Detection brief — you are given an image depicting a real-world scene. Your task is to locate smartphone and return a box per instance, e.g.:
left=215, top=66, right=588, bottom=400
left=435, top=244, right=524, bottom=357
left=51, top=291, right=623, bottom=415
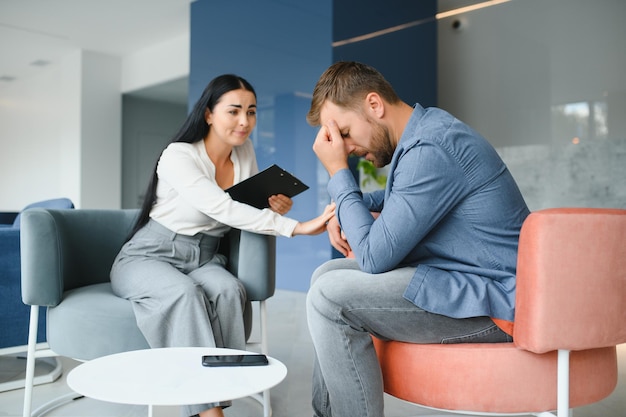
left=201, top=353, right=269, bottom=367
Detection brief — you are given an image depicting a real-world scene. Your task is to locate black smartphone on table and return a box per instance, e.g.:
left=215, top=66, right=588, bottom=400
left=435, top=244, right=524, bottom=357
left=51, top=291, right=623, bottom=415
left=201, top=353, right=269, bottom=367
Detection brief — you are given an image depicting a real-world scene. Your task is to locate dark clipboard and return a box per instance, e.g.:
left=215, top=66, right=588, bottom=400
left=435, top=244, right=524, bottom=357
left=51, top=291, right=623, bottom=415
left=226, top=164, right=309, bottom=209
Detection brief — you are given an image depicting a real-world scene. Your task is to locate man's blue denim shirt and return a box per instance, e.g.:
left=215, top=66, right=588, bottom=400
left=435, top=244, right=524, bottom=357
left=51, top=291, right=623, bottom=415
left=327, top=104, right=530, bottom=321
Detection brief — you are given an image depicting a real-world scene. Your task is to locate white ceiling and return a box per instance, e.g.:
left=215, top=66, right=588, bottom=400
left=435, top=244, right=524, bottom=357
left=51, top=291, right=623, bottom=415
left=0, top=1, right=475, bottom=104
left=0, top=0, right=193, bottom=103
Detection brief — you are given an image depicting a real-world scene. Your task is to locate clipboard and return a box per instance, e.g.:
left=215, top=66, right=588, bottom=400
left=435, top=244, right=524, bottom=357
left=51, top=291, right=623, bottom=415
left=226, top=164, right=309, bottom=209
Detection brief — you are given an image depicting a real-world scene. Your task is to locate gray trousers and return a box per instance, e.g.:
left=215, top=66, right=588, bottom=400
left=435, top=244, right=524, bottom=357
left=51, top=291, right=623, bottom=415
left=111, top=219, right=247, bottom=416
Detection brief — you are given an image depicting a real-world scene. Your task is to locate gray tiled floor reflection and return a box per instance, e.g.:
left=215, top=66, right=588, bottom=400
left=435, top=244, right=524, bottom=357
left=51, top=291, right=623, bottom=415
left=1, top=290, right=624, bottom=417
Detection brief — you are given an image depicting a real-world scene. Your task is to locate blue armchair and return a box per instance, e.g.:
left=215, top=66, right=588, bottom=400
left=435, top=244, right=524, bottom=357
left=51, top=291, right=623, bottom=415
left=0, top=198, right=74, bottom=391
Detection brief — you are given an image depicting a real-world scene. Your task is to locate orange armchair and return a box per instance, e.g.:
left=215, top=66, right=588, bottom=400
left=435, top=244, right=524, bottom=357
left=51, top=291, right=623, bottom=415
left=373, top=208, right=626, bottom=416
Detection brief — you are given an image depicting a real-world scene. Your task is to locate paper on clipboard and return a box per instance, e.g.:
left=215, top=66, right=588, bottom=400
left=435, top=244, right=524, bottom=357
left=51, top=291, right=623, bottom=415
left=226, top=164, right=309, bottom=209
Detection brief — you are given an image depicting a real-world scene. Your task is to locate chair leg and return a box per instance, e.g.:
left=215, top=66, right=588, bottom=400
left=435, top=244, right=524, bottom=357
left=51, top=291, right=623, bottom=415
left=21, top=306, right=82, bottom=417
left=557, top=349, right=570, bottom=417
left=259, top=300, right=271, bottom=417
left=23, top=305, right=39, bottom=417
left=246, top=300, right=273, bottom=416
left=259, top=300, right=272, bottom=417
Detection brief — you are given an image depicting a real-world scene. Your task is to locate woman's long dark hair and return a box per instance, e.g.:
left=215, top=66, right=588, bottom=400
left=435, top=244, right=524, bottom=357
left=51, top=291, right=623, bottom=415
left=127, top=74, right=257, bottom=241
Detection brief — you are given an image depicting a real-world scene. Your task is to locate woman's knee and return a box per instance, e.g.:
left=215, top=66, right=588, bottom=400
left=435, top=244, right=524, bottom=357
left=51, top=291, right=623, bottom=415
left=221, top=278, right=246, bottom=301
left=201, top=276, right=246, bottom=306
left=172, top=280, right=206, bottom=302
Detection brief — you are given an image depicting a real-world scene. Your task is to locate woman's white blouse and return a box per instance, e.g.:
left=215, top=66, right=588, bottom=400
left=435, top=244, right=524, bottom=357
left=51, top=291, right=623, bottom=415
left=149, top=139, right=298, bottom=237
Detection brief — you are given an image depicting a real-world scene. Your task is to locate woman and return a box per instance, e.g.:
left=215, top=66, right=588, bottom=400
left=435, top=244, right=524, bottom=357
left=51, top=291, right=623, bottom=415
left=111, top=74, right=334, bottom=417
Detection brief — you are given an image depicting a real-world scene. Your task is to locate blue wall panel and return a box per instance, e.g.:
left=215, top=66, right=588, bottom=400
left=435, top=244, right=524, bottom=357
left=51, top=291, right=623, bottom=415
left=333, top=23, right=437, bottom=107
left=190, top=0, right=332, bottom=107
left=332, top=0, right=436, bottom=41
left=333, top=0, right=437, bottom=107
left=190, top=0, right=333, bottom=292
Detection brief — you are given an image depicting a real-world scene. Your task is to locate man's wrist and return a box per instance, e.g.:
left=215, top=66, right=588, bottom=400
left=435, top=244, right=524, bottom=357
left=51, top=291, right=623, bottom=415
left=327, top=168, right=360, bottom=200
left=327, top=163, right=349, bottom=177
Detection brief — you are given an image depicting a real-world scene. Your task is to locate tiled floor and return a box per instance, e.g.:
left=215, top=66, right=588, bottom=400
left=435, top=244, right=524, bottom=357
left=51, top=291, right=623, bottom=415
left=1, top=289, right=624, bottom=417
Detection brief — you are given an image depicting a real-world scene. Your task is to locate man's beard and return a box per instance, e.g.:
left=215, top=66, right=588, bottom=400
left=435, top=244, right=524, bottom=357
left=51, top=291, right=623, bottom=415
left=368, top=119, right=394, bottom=168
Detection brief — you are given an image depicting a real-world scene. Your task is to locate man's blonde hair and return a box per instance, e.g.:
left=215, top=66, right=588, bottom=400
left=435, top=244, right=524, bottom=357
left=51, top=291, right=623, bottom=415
left=306, top=61, right=401, bottom=126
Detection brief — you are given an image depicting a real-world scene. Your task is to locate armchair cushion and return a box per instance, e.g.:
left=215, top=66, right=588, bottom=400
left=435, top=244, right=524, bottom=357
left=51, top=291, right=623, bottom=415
left=373, top=339, right=617, bottom=413
left=48, top=283, right=149, bottom=360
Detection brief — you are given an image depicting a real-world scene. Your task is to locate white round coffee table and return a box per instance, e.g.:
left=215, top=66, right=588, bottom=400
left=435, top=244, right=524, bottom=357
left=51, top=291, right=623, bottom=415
left=67, top=347, right=287, bottom=416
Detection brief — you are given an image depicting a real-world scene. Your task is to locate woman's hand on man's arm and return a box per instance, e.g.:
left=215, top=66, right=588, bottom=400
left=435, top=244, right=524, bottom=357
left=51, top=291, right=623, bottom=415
left=292, top=203, right=336, bottom=236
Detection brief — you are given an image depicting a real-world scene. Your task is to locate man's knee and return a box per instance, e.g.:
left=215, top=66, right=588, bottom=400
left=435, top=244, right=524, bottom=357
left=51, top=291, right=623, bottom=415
left=310, top=258, right=358, bottom=287
left=310, top=260, right=334, bottom=287
left=306, top=272, right=331, bottom=321
left=307, top=271, right=353, bottom=319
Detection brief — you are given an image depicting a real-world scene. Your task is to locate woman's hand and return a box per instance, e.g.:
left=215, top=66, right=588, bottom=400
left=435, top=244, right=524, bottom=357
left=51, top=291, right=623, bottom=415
left=326, top=215, right=352, bottom=256
left=292, top=203, right=336, bottom=236
left=268, top=194, right=293, bottom=215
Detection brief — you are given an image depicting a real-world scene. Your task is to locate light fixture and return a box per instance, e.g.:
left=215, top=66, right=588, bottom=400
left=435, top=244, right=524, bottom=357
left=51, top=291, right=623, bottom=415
left=332, top=17, right=433, bottom=47
left=436, top=0, right=512, bottom=20
left=332, top=0, right=513, bottom=47
left=30, top=59, right=51, bottom=67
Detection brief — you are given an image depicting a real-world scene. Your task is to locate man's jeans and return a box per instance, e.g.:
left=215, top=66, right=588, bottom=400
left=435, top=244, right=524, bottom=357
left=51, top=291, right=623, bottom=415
left=306, top=258, right=512, bottom=417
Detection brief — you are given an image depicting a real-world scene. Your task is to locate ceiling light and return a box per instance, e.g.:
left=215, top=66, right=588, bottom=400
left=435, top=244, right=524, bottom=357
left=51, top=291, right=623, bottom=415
left=30, top=59, right=51, bottom=67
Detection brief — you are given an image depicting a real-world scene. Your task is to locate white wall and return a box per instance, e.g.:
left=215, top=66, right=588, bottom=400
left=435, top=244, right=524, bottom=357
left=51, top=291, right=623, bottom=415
left=0, top=36, right=189, bottom=211
left=121, top=34, right=189, bottom=94
left=80, top=51, right=122, bottom=209
left=437, top=0, right=626, bottom=210
left=0, top=50, right=122, bottom=210
left=0, top=50, right=82, bottom=210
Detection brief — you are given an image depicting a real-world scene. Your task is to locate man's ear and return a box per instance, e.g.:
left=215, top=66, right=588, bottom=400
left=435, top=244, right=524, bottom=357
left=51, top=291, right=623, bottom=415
left=365, top=92, right=385, bottom=119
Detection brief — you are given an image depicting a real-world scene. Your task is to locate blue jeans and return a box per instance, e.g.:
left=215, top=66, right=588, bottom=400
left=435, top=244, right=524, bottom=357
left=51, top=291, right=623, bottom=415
left=306, top=258, right=512, bottom=417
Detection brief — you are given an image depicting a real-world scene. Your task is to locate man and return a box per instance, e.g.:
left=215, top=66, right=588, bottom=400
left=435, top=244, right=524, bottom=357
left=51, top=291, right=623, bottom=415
left=306, top=61, right=530, bottom=417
